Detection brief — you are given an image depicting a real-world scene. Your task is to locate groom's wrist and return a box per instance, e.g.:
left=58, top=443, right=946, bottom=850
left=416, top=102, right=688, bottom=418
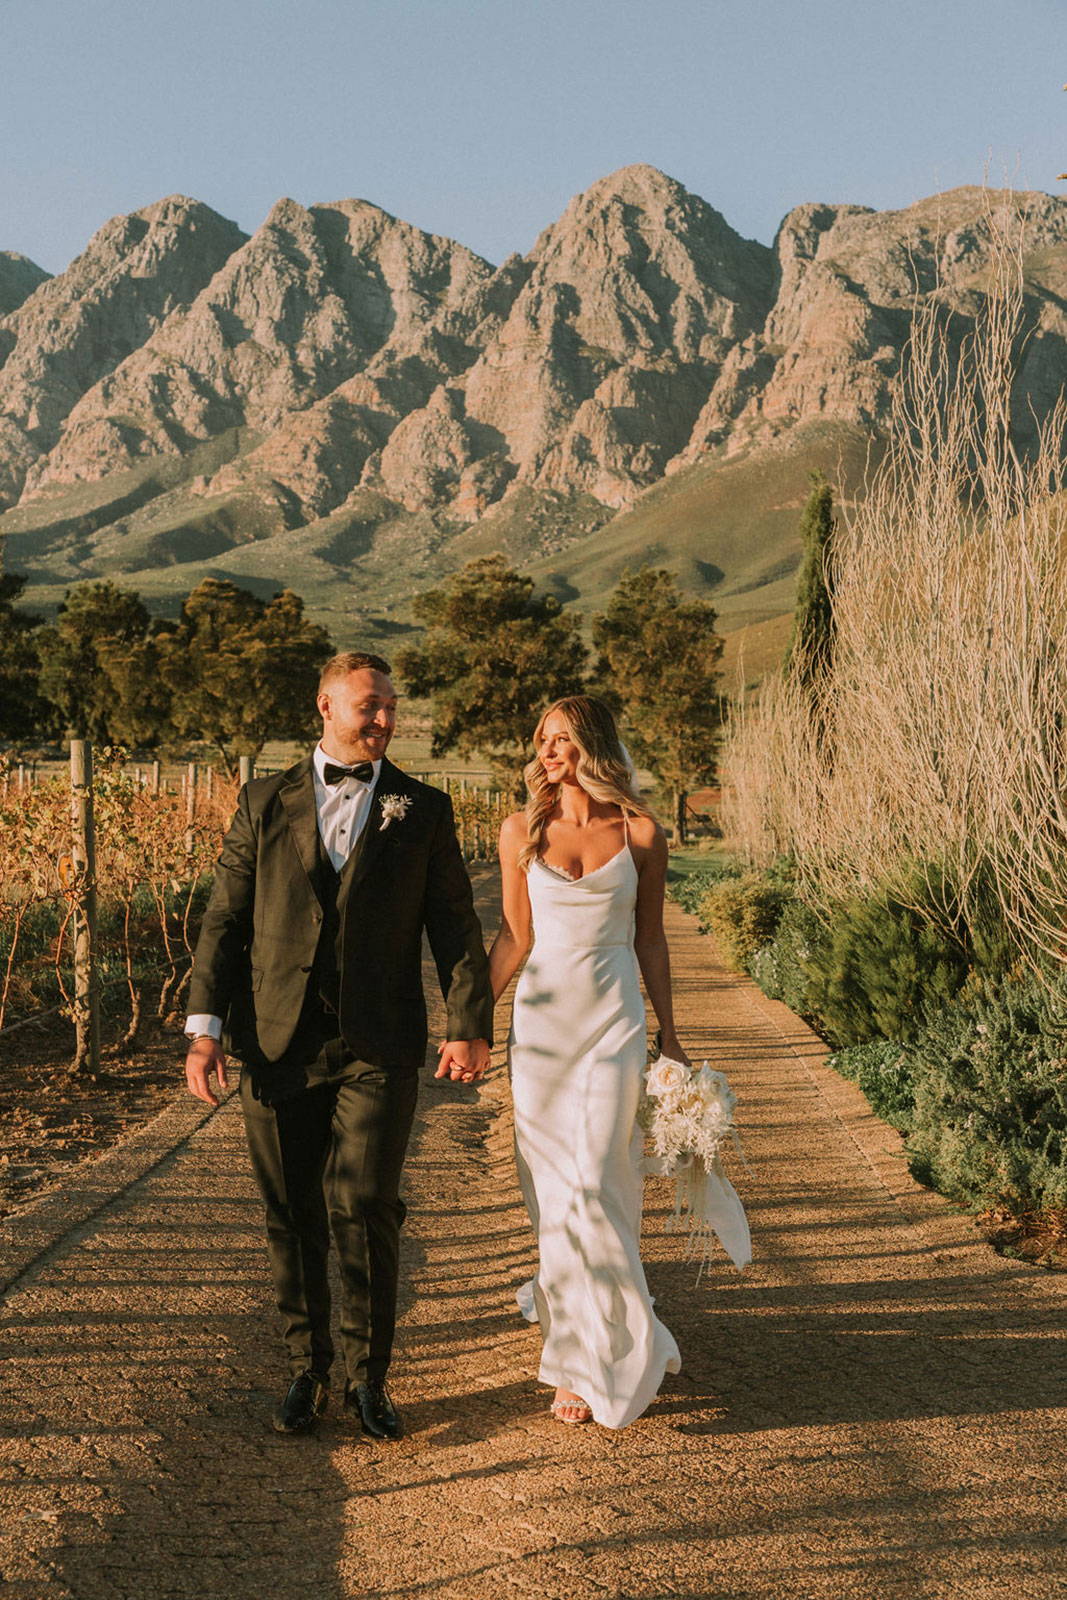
left=185, top=1013, right=223, bottom=1042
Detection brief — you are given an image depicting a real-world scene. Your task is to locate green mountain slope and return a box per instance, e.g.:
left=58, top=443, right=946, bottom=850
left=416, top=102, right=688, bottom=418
left=527, top=420, right=872, bottom=632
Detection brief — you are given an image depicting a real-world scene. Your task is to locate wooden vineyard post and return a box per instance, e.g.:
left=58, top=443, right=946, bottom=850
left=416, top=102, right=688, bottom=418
left=238, top=756, right=255, bottom=787
left=151, top=760, right=161, bottom=795
left=70, top=739, right=100, bottom=1076
left=185, top=762, right=197, bottom=856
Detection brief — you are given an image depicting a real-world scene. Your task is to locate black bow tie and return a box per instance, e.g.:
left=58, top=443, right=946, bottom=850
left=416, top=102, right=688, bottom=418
left=323, top=760, right=374, bottom=786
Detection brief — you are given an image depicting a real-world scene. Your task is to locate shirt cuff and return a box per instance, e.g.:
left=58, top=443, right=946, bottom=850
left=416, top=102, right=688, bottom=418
left=185, top=1014, right=223, bottom=1041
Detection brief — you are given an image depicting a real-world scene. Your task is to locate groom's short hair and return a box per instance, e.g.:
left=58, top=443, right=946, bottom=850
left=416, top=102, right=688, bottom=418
left=318, top=650, right=393, bottom=692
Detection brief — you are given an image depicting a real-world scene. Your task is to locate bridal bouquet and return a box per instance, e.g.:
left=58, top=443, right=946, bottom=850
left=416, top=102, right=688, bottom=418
left=639, top=1053, right=752, bottom=1278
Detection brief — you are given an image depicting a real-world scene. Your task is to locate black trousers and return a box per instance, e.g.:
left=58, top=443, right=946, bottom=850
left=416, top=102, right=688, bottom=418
left=240, top=1037, right=419, bottom=1386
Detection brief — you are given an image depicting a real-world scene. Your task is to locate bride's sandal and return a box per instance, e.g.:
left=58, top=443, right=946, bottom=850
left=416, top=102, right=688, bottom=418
left=550, top=1390, right=592, bottom=1425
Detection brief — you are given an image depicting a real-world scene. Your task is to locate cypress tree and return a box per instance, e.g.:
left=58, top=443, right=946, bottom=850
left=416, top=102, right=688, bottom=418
left=783, top=470, right=836, bottom=688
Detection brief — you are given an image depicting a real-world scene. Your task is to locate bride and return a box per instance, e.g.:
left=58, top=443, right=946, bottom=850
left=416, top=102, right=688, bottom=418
left=489, top=694, right=685, bottom=1428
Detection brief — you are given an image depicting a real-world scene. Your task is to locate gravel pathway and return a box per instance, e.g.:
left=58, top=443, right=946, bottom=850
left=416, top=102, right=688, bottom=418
left=2, top=869, right=1064, bottom=1599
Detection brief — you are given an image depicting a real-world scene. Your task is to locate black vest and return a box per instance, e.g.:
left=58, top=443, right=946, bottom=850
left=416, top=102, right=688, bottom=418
left=311, top=825, right=344, bottom=1016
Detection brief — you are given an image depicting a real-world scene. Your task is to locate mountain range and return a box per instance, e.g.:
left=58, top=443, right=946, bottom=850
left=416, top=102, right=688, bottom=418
left=2, top=165, right=1065, bottom=662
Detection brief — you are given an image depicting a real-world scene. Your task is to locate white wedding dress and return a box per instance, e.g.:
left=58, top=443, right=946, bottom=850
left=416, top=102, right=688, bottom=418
left=508, top=833, right=681, bottom=1428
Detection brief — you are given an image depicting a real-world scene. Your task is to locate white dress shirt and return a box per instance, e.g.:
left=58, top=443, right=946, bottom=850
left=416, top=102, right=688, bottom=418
left=185, top=748, right=381, bottom=1042
left=311, top=744, right=381, bottom=870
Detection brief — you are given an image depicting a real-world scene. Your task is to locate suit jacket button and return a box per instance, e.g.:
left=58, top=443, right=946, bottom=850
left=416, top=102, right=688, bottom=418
left=312, top=910, right=322, bottom=923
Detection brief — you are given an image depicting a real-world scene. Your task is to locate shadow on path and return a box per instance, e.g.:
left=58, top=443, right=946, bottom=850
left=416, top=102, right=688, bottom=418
left=2, top=872, right=1065, bottom=1600
left=1, top=1106, right=352, bottom=1599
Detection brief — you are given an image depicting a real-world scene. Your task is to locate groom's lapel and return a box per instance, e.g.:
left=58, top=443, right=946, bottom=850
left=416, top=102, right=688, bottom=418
left=340, top=756, right=413, bottom=903
left=277, top=755, right=321, bottom=901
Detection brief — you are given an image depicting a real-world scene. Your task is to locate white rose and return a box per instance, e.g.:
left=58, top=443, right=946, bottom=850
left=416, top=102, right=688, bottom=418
left=697, top=1064, right=734, bottom=1106
left=645, top=1055, right=689, bottom=1098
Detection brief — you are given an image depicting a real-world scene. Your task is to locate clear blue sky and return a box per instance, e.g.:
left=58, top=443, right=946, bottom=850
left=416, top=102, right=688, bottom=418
left=3, top=0, right=1064, bottom=274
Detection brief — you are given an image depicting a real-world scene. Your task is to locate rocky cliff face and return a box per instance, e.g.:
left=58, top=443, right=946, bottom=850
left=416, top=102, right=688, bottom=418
left=2, top=169, right=1066, bottom=620
left=25, top=196, right=505, bottom=508
left=11, top=166, right=780, bottom=527
left=680, top=187, right=1067, bottom=460
left=0, top=197, right=247, bottom=506
left=379, top=165, right=776, bottom=513
left=0, top=252, right=50, bottom=318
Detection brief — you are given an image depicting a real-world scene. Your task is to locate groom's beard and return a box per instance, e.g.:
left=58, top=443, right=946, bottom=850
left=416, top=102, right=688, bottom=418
left=325, top=727, right=394, bottom=762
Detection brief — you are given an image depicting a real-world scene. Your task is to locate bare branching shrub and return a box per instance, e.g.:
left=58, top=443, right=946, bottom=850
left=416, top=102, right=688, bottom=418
left=0, top=767, right=67, bottom=1030
left=722, top=197, right=1067, bottom=968
left=0, top=759, right=240, bottom=1043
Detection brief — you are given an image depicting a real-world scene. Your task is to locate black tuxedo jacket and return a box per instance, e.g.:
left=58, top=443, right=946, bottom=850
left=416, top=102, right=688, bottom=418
left=188, top=754, right=494, bottom=1069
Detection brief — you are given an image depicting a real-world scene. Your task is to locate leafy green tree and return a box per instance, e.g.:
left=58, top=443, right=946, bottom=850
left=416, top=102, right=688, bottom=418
left=158, top=578, right=332, bottom=770
left=95, top=631, right=176, bottom=748
left=0, top=573, right=47, bottom=743
left=592, top=566, right=723, bottom=842
left=783, top=470, right=836, bottom=686
left=396, top=555, right=588, bottom=791
left=35, top=580, right=170, bottom=744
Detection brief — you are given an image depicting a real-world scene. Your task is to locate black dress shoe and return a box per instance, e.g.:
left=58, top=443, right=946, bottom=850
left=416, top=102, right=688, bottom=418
left=346, top=1377, right=402, bottom=1440
left=272, top=1370, right=329, bottom=1434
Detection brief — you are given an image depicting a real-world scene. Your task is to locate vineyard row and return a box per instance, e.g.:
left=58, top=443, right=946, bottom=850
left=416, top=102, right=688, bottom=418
left=1, top=744, right=512, bottom=1074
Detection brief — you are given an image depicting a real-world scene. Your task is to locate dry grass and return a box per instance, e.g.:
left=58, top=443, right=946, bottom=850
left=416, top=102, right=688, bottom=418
left=722, top=196, right=1067, bottom=970
left=978, top=1203, right=1067, bottom=1269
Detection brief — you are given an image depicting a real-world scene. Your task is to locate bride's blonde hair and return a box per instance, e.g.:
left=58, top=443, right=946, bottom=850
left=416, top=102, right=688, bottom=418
left=518, top=695, right=655, bottom=871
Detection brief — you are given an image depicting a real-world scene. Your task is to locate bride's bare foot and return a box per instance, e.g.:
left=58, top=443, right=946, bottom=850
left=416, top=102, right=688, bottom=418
left=550, top=1387, right=592, bottom=1424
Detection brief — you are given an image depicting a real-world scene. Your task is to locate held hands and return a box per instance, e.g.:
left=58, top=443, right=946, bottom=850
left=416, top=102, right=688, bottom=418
left=184, top=1036, right=230, bottom=1107
left=434, top=1037, right=491, bottom=1084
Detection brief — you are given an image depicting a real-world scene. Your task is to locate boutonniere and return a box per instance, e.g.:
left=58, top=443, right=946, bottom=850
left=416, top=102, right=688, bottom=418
left=379, top=793, right=413, bottom=831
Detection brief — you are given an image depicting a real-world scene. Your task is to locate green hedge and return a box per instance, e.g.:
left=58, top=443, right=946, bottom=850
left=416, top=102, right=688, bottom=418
left=699, top=872, right=789, bottom=970
left=826, top=1039, right=916, bottom=1132
left=750, top=898, right=831, bottom=1024
left=667, top=858, right=743, bottom=922
left=807, top=879, right=972, bottom=1047
left=675, top=857, right=1067, bottom=1219
left=904, top=975, right=1067, bottom=1212
left=826, top=983, right=1067, bottom=1213
left=741, top=866, right=997, bottom=1049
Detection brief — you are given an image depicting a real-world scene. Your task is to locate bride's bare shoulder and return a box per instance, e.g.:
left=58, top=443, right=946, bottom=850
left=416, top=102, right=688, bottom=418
left=499, top=811, right=528, bottom=849
left=627, top=812, right=664, bottom=851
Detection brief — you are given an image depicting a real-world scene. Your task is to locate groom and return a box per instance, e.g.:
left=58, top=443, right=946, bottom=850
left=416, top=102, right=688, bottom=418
left=183, top=650, right=493, bottom=1439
